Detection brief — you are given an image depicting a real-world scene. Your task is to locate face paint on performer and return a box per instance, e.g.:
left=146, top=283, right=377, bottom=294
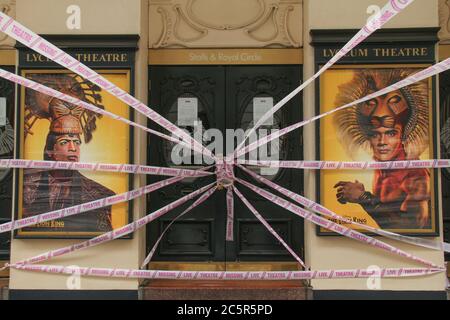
left=50, top=134, right=82, bottom=162
left=363, top=91, right=409, bottom=161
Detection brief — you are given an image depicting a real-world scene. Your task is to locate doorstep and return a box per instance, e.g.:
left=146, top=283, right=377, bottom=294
left=139, top=280, right=312, bottom=300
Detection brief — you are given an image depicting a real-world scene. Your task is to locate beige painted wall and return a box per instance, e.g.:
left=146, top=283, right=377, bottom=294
left=303, top=0, right=446, bottom=291
left=309, top=0, right=438, bottom=29
left=10, top=0, right=147, bottom=291
left=16, top=0, right=140, bottom=35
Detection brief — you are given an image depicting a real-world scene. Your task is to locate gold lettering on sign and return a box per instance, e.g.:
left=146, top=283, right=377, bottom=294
left=189, top=51, right=263, bottom=63
left=25, top=53, right=51, bottom=63
left=74, top=53, right=129, bottom=63
left=25, top=53, right=129, bottom=63
left=372, top=47, right=429, bottom=57
left=321, top=47, right=429, bottom=59
left=34, top=220, right=65, bottom=228
left=322, top=48, right=369, bottom=58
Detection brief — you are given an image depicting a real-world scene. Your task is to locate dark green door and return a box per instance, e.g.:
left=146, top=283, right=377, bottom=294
left=147, top=66, right=226, bottom=262
left=225, top=66, right=303, bottom=262
left=147, top=65, right=303, bottom=263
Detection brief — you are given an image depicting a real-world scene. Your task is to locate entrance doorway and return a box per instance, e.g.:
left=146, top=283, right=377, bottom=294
left=146, top=65, right=303, bottom=266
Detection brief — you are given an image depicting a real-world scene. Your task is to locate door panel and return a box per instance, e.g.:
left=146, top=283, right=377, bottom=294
left=226, top=66, right=303, bottom=262
left=147, top=66, right=226, bottom=262
left=147, top=65, right=303, bottom=264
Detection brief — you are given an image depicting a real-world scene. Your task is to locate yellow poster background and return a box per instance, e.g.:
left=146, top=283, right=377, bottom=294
left=18, top=69, right=131, bottom=236
left=319, top=65, right=436, bottom=234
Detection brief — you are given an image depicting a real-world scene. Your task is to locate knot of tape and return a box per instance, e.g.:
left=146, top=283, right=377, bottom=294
left=215, top=154, right=235, bottom=190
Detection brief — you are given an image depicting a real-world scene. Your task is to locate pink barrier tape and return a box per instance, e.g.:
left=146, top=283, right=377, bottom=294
left=0, top=68, right=213, bottom=159
left=233, top=186, right=307, bottom=268
left=215, top=155, right=235, bottom=188
left=240, top=160, right=450, bottom=170
left=141, top=186, right=217, bottom=268
left=0, top=167, right=212, bottom=235
left=0, top=176, right=179, bottom=234
left=12, top=183, right=215, bottom=267
left=233, top=0, right=415, bottom=156
left=0, top=13, right=215, bottom=162
left=214, top=155, right=236, bottom=241
left=236, top=177, right=442, bottom=269
left=10, top=264, right=443, bottom=280
left=226, top=188, right=234, bottom=241
left=236, top=57, right=450, bottom=159
left=0, top=158, right=213, bottom=178
left=238, top=164, right=450, bottom=253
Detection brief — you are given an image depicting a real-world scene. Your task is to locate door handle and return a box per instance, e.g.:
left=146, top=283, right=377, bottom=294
left=181, top=187, right=194, bottom=195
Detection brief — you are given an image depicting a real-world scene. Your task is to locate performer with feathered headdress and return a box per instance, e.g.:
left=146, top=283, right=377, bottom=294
left=333, top=69, right=431, bottom=229
left=22, top=74, right=115, bottom=232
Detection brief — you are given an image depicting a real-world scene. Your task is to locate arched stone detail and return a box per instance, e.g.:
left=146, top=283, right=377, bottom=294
left=149, top=0, right=303, bottom=48
left=0, top=0, right=16, bottom=49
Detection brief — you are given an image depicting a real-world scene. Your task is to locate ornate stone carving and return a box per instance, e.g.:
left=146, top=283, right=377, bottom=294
left=149, top=0, right=302, bottom=48
left=439, top=0, right=450, bottom=42
left=0, top=0, right=15, bottom=49
left=187, top=0, right=266, bottom=31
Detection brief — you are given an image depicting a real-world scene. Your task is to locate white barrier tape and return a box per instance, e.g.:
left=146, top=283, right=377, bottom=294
left=0, top=13, right=216, bottom=162
left=13, top=183, right=215, bottom=267
left=11, top=264, right=443, bottom=280
left=0, top=176, right=180, bottom=234
left=236, top=57, right=450, bottom=159
left=238, top=164, right=450, bottom=253
left=226, top=187, right=234, bottom=241
left=0, top=158, right=213, bottom=178
left=0, top=68, right=213, bottom=160
left=233, top=186, right=307, bottom=268
left=236, top=177, right=442, bottom=269
left=141, top=186, right=217, bottom=268
left=240, top=160, right=450, bottom=170
left=0, top=166, right=212, bottom=234
left=233, top=0, right=415, bottom=156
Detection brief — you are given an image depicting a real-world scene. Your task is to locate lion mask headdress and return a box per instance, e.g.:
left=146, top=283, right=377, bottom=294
left=333, top=69, right=429, bottom=160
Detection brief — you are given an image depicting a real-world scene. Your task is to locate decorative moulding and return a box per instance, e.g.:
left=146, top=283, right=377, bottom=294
left=149, top=0, right=303, bottom=48
left=0, top=0, right=16, bottom=49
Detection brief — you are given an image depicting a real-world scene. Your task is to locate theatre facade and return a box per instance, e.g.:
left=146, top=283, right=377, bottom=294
left=0, top=0, right=448, bottom=299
